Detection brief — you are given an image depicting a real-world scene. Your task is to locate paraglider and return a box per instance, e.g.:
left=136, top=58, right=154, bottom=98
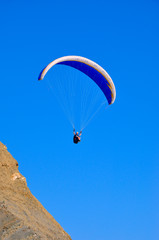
left=73, top=129, right=82, bottom=144
left=38, top=56, right=116, bottom=143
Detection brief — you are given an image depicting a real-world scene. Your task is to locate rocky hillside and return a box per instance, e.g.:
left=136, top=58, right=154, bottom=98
left=0, top=142, right=71, bottom=240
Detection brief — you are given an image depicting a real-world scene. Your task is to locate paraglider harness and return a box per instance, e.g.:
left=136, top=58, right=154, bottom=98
left=73, top=129, right=82, bottom=144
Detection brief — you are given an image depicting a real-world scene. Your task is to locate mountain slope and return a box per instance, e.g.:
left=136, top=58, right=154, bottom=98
left=0, top=142, right=71, bottom=240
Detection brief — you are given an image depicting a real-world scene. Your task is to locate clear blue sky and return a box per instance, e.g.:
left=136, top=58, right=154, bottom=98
left=1, top=0, right=159, bottom=239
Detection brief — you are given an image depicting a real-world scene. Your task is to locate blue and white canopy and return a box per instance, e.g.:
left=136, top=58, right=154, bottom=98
left=38, top=56, right=116, bottom=105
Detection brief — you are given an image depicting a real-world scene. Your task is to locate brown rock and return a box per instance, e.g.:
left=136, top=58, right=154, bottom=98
left=0, top=142, right=71, bottom=240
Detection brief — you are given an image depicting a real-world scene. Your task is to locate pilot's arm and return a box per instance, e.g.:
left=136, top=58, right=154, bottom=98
left=79, top=131, right=82, bottom=137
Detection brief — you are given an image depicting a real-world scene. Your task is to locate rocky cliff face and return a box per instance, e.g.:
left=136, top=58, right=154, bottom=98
left=0, top=142, right=71, bottom=240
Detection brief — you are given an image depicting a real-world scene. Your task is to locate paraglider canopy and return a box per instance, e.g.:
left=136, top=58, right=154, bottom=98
left=38, top=56, right=116, bottom=131
left=38, top=56, right=116, bottom=105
